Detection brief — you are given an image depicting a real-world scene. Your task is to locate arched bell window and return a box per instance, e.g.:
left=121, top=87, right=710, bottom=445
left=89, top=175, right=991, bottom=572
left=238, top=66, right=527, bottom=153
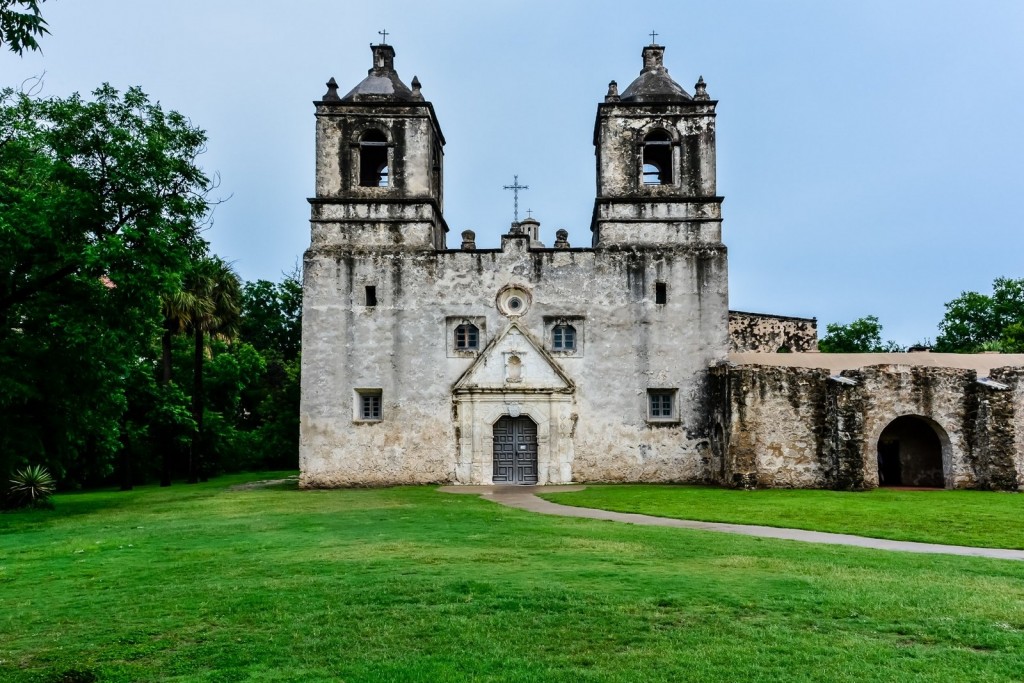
left=359, top=129, right=390, bottom=187
left=642, top=130, right=673, bottom=185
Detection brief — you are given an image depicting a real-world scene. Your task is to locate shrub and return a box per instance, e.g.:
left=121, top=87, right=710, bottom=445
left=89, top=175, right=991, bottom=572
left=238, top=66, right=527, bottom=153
left=7, top=464, right=56, bottom=509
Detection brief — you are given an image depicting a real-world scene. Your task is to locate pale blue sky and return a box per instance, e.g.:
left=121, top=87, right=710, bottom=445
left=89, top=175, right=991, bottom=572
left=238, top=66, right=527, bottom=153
left=4, top=1, right=1023, bottom=345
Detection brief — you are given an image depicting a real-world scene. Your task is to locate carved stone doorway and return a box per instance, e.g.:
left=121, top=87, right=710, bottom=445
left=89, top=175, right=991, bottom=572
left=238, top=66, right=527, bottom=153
left=492, top=416, right=538, bottom=484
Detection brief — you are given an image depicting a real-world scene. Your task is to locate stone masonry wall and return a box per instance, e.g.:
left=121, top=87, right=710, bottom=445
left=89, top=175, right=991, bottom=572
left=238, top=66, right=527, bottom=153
left=986, top=367, right=1024, bottom=489
left=719, top=365, right=829, bottom=488
left=720, top=362, right=1023, bottom=491
left=729, top=311, right=818, bottom=353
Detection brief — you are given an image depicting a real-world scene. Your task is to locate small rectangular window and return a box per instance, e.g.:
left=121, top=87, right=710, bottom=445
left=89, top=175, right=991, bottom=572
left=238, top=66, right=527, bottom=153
left=365, top=285, right=377, bottom=307
left=356, top=390, right=382, bottom=421
left=455, top=323, right=479, bottom=350
left=553, top=324, right=576, bottom=351
left=648, top=389, right=676, bottom=421
left=655, top=282, right=667, bottom=305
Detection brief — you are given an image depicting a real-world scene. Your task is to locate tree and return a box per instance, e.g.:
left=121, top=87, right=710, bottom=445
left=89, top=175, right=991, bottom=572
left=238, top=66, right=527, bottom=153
left=935, top=278, right=1024, bottom=352
left=239, top=267, right=302, bottom=361
left=155, top=287, right=209, bottom=486
left=185, top=257, right=241, bottom=483
left=819, top=315, right=902, bottom=353
left=0, top=0, right=47, bottom=55
left=0, top=84, right=210, bottom=323
left=229, top=272, right=302, bottom=471
left=0, top=84, right=213, bottom=487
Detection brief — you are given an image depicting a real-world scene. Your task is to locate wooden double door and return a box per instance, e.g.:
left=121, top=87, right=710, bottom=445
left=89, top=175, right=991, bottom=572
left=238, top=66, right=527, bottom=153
left=492, top=416, right=538, bottom=484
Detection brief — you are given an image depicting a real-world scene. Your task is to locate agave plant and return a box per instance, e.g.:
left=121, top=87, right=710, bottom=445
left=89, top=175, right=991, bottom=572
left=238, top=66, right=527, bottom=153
left=8, top=464, right=56, bottom=508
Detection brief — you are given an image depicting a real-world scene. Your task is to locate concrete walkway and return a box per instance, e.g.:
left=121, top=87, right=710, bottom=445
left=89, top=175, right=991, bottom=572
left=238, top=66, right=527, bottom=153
left=439, top=485, right=1024, bottom=561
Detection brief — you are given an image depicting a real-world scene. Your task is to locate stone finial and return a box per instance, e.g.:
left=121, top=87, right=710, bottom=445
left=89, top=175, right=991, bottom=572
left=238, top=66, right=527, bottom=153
left=322, top=77, right=340, bottom=101
left=460, top=229, right=476, bottom=250
left=509, top=221, right=524, bottom=234
left=554, top=229, right=570, bottom=249
left=605, top=80, right=620, bottom=102
left=694, top=75, right=710, bottom=101
left=411, top=76, right=423, bottom=101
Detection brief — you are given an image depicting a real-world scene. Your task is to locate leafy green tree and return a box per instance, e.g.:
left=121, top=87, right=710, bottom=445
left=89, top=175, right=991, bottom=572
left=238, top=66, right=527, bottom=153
left=0, top=84, right=213, bottom=487
left=935, top=278, right=1024, bottom=352
left=999, top=323, right=1024, bottom=354
left=819, top=315, right=902, bottom=353
left=0, top=0, right=47, bottom=55
left=0, top=84, right=210, bottom=322
left=239, top=268, right=302, bottom=361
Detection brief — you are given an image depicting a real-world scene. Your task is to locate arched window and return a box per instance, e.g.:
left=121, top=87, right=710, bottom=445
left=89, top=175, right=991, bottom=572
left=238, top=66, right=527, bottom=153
left=359, top=129, right=389, bottom=187
left=552, top=324, right=576, bottom=351
left=454, top=323, right=479, bottom=350
left=642, top=130, right=673, bottom=185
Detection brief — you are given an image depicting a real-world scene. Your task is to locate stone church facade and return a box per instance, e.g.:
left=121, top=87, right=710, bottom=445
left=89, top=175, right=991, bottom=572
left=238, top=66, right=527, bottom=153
left=300, top=42, right=1024, bottom=491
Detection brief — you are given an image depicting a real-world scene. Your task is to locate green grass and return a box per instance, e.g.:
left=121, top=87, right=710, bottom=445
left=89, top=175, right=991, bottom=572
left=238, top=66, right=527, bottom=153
left=2, top=474, right=1024, bottom=682
left=540, top=485, right=1024, bottom=549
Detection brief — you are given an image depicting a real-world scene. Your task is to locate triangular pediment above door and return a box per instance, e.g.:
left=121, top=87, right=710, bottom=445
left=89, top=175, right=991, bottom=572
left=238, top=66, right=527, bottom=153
left=452, top=321, right=574, bottom=393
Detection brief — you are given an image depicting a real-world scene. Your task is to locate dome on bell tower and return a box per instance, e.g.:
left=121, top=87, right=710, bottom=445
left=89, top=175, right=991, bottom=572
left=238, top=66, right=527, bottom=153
left=620, top=44, right=691, bottom=102
left=340, top=43, right=420, bottom=102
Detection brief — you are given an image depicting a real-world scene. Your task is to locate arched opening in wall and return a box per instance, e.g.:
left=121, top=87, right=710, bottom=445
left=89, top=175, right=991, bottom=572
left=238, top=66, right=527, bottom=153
left=359, top=130, right=389, bottom=187
left=876, top=415, right=946, bottom=488
left=642, top=130, right=673, bottom=185
left=492, top=415, right=538, bottom=484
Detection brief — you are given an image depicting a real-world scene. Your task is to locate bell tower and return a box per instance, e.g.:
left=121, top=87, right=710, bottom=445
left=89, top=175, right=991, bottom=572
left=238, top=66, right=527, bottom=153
left=591, top=43, right=721, bottom=249
left=310, top=42, right=447, bottom=251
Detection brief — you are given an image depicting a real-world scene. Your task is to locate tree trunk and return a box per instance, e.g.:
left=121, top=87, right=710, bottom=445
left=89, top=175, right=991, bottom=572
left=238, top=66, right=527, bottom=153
left=188, top=330, right=204, bottom=484
left=161, top=326, right=173, bottom=385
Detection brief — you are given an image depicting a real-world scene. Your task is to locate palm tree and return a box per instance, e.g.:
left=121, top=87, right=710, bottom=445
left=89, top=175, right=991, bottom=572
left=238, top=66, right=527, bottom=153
left=161, top=289, right=208, bottom=384
left=157, top=287, right=210, bottom=487
left=185, top=257, right=241, bottom=483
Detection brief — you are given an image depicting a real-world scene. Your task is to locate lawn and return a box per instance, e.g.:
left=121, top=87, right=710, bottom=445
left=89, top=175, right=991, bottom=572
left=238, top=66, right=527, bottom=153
left=1, top=475, right=1023, bottom=682
left=540, top=485, right=1024, bottom=550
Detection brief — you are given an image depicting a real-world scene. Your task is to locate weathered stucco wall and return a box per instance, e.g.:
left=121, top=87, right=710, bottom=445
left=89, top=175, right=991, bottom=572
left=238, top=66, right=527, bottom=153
left=301, top=231, right=728, bottom=487
left=728, top=311, right=818, bottom=353
left=301, top=42, right=730, bottom=488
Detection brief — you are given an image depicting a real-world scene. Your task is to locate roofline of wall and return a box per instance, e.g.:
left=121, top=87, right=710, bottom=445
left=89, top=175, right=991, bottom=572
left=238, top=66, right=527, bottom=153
left=729, top=309, right=817, bottom=323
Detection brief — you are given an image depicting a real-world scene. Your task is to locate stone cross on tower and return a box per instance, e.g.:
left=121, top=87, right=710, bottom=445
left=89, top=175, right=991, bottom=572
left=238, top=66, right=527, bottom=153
left=503, top=175, right=529, bottom=223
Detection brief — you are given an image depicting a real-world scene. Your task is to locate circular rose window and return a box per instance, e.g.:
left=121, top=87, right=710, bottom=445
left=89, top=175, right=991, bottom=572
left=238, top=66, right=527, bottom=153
left=497, top=286, right=531, bottom=317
